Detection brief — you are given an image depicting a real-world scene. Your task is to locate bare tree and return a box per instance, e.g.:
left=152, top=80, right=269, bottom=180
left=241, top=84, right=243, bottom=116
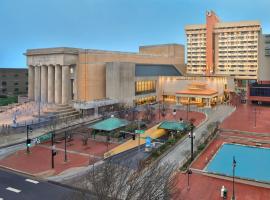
left=68, top=161, right=182, bottom=200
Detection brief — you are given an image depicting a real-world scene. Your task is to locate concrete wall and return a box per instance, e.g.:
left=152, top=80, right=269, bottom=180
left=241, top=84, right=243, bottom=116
left=77, top=44, right=185, bottom=101
left=106, top=62, right=135, bottom=105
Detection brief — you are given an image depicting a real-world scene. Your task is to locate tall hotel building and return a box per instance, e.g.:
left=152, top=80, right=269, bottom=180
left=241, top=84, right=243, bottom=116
left=185, top=11, right=262, bottom=90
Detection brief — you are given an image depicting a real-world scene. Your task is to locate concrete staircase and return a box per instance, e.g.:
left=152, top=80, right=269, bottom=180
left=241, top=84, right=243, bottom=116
left=44, top=105, right=80, bottom=123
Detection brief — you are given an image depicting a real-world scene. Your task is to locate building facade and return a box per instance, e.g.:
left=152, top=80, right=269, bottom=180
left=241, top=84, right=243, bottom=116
left=25, top=44, right=185, bottom=107
left=186, top=11, right=261, bottom=81
left=0, top=68, right=28, bottom=96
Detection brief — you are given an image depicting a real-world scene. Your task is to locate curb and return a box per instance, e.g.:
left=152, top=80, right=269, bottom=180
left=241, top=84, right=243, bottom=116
left=0, top=164, right=41, bottom=180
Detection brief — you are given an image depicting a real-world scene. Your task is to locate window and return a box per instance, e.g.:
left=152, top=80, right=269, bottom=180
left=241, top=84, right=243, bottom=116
left=1, top=81, right=7, bottom=86
left=135, top=80, right=156, bottom=95
left=14, top=88, right=19, bottom=92
left=14, top=82, right=19, bottom=86
left=14, top=74, right=19, bottom=77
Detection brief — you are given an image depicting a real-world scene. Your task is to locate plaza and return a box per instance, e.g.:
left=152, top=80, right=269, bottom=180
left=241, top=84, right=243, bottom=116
left=1, top=4, right=270, bottom=200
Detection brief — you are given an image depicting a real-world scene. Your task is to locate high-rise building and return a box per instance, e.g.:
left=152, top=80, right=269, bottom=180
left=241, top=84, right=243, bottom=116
left=186, top=11, right=261, bottom=82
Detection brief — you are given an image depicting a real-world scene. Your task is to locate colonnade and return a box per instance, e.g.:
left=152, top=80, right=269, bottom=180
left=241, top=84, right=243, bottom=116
left=28, top=65, right=71, bottom=105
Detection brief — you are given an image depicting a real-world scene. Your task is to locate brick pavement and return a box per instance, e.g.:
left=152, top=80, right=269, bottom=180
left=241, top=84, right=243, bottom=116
left=220, top=103, right=270, bottom=133
left=0, top=138, right=118, bottom=177
left=175, top=172, right=270, bottom=200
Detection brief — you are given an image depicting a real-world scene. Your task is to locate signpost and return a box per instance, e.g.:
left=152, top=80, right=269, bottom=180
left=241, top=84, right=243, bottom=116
left=33, top=132, right=52, bottom=144
left=135, top=129, right=145, bottom=152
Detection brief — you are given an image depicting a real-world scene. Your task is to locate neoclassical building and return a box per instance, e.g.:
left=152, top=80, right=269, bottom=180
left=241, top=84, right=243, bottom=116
left=25, top=44, right=185, bottom=107
left=26, top=44, right=234, bottom=111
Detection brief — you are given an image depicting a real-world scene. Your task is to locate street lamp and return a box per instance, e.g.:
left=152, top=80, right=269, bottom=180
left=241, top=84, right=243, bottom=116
left=187, top=168, right=192, bottom=191
left=232, top=156, right=237, bottom=200
left=188, top=122, right=195, bottom=161
left=173, top=109, right=177, bottom=121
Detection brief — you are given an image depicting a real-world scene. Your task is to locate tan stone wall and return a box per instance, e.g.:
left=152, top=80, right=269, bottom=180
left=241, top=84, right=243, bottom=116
left=139, top=44, right=184, bottom=58
left=76, top=45, right=185, bottom=101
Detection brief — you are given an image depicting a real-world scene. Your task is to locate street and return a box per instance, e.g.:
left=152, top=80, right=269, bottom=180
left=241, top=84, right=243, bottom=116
left=0, top=168, right=78, bottom=200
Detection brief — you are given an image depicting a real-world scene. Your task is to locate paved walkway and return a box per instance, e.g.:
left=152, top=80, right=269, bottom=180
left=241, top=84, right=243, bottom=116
left=160, top=105, right=235, bottom=166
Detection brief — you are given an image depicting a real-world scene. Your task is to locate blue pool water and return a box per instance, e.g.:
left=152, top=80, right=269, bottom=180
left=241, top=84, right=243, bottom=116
left=205, top=143, right=270, bottom=183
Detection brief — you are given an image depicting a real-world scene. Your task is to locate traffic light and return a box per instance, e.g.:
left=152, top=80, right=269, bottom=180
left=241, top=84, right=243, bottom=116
left=26, top=139, right=31, bottom=147
left=52, top=150, right=57, bottom=156
left=132, top=134, right=136, bottom=140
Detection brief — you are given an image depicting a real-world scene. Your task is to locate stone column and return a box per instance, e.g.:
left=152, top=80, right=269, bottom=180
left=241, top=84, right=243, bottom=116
left=62, top=65, right=70, bottom=104
left=34, top=66, right=41, bottom=102
left=48, top=65, right=55, bottom=103
left=41, top=65, right=48, bottom=103
left=28, top=65, right=35, bottom=100
left=55, top=65, right=62, bottom=104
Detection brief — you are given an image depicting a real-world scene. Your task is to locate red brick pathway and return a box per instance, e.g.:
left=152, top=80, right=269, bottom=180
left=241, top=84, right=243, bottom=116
left=175, top=173, right=270, bottom=200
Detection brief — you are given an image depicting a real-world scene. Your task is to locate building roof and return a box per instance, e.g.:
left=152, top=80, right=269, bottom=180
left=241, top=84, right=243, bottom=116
left=158, top=121, right=187, bottom=131
left=89, top=117, right=129, bottom=132
left=176, top=82, right=218, bottom=96
left=135, top=64, right=182, bottom=77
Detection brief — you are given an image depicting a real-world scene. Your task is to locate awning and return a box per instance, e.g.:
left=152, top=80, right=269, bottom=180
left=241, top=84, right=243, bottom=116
left=89, top=117, right=129, bottom=132
left=158, top=121, right=187, bottom=131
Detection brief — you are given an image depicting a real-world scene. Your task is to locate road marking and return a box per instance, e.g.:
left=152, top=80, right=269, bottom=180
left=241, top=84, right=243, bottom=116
left=25, top=179, right=39, bottom=184
left=6, top=187, right=21, bottom=193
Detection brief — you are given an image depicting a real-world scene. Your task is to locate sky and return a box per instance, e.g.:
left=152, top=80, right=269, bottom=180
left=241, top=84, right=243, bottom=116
left=0, top=0, right=270, bottom=68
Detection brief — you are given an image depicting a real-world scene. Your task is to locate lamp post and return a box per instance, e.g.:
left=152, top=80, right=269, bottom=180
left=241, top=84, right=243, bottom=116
left=188, top=122, right=195, bottom=161
left=186, top=98, right=190, bottom=121
left=173, top=109, right=176, bottom=121
left=232, top=156, right=237, bottom=200
left=38, top=63, right=41, bottom=122
left=64, top=131, right=67, bottom=162
left=51, top=132, right=56, bottom=169
left=187, top=168, right=192, bottom=191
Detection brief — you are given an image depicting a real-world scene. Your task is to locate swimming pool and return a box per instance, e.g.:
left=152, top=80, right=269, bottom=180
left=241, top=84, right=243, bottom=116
left=205, top=143, right=270, bottom=183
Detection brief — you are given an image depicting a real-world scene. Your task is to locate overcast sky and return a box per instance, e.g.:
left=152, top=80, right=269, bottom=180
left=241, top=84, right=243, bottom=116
left=0, top=0, right=270, bottom=68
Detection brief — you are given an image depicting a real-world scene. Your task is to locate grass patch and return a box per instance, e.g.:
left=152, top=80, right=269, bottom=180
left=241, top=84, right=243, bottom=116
left=0, top=96, right=18, bottom=106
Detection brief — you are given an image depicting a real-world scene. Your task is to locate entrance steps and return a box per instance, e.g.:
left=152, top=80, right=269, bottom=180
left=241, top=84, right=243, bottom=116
left=44, top=104, right=80, bottom=122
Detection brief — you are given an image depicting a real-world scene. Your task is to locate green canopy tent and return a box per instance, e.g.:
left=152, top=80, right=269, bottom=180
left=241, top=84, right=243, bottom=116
left=158, top=121, right=188, bottom=132
left=89, top=117, right=130, bottom=132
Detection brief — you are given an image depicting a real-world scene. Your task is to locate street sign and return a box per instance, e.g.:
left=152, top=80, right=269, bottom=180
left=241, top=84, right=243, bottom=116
left=33, top=132, right=52, bottom=144
left=145, top=136, right=152, bottom=148
left=135, top=130, right=145, bottom=134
